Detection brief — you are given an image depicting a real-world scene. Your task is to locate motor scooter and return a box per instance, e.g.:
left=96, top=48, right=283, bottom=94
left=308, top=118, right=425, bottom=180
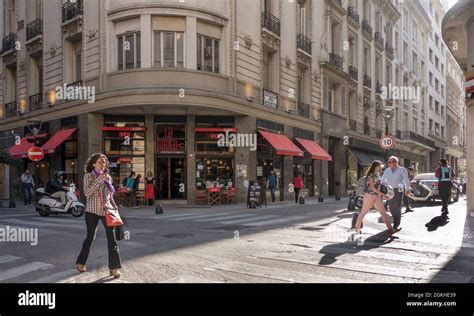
left=35, top=184, right=85, bottom=217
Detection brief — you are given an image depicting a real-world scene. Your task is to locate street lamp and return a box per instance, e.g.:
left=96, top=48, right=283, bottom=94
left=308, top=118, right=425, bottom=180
left=382, top=107, right=394, bottom=136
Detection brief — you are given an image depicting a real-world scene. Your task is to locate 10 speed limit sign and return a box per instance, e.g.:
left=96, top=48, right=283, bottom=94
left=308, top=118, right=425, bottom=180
left=379, top=135, right=396, bottom=150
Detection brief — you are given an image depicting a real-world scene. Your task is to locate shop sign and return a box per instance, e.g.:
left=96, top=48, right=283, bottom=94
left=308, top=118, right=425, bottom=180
left=156, top=128, right=185, bottom=154
left=263, top=89, right=278, bottom=108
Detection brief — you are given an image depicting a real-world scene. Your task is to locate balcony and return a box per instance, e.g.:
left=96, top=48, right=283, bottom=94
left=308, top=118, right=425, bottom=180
left=362, top=21, right=373, bottom=41
left=397, top=131, right=436, bottom=149
left=29, top=93, right=43, bottom=112
left=329, top=53, right=343, bottom=71
left=363, top=123, right=370, bottom=136
left=347, top=6, right=360, bottom=28
left=26, top=18, right=43, bottom=42
left=297, top=34, right=311, bottom=55
left=376, top=82, right=383, bottom=94
left=261, top=11, right=280, bottom=37
left=5, top=101, right=18, bottom=118
left=363, top=75, right=371, bottom=89
left=349, top=65, right=358, bottom=81
left=385, top=42, right=395, bottom=60
left=327, top=0, right=346, bottom=16
left=2, top=33, right=16, bottom=55
left=374, top=32, right=385, bottom=51
left=297, top=102, right=310, bottom=119
left=62, top=0, right=83, bottom=23
left=376, top=129, right=383, bottom=139
left=349, top=119, right=357, bottom=132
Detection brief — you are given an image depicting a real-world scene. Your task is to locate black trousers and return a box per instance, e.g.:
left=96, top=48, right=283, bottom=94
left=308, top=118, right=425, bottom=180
left=386, top=190, right=404, bottom=229
left=439, top=182, right=452, bottom=212
left=76, top=212, right=121, bottom=270
left=294, top=188, right=300, bottom=203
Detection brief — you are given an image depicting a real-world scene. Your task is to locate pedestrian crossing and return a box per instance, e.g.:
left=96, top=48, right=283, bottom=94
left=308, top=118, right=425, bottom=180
left=155, top=212, right=304, bottom=227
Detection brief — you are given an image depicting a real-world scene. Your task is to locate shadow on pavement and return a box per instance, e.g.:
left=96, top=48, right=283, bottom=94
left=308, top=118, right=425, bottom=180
left=425, top=213, right=450, bottom=232
left=317, top=230, right=398, bottom=266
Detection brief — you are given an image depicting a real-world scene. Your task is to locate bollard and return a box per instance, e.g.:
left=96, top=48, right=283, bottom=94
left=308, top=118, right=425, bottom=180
left=318, top=194, right=324, bottom=202
left=155, top=204, right=164, bottom=214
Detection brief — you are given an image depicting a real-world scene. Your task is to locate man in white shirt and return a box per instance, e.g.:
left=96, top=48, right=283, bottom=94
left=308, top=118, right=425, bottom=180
left=382, top=156, right=411, bottom=230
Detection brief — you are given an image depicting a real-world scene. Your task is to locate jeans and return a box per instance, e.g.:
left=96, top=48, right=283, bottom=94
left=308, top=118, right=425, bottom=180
left=269, top=187, right=276, bottom=203
left=23, top=184, right=33, bottom=204
left=439, top=182, right=452, bottom=212
left=76, top=212, right=121, bottom=270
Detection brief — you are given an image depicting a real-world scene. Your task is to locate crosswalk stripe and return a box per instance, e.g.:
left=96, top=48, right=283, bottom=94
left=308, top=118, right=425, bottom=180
left=218, top=215, right=279, bottom=224
left=0, top=214, right=36, bottom=219
left=150, top=213, right=196, bottom=219
left=28, top=269, right=78, bottom=283
left=168, top=213, right=230, bottom=221
left=242, top=216, right=303, bottom=226
left=4, top=219, right=84, bottom=230
left=0, top=255, right=22, bottom=264
left=194, top=213, right=258, bottom=222
left=35, top=217, right=83, bottom=224
left=0, top=261, right=54, bottom=282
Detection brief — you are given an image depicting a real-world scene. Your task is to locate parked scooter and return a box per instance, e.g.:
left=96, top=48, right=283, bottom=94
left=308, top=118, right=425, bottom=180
left=35, top=183, right=85, bottom=217
left=407, top=180, right=434, bottom=204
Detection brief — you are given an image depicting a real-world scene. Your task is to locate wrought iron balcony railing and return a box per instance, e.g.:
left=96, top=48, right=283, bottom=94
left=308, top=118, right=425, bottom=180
left=26, top=18, right=43, bottom=41
left=297, top=34, right=311, bottom=55
left=329, top=52, right=343, bottom=71
left=2, top=33, right=16, bottom=53
left=261, top=11, right=280, bottom=36
left=348, top=6, right=360, bottom=24
left=62, top=0, right=83, bottom=23
left=363, top=75, right=371, bottom=88
left=297, top=102, right=310, bottom=119
left=29, top=93, right=43, bottom=112
left=375, top=32, right=385, bottom=48
left=362, top=20, right=373, bottom=38
left=397, top=131, right=435, bottom=148
left=5, top=101, right=18, bottom=118
left=349, top=65, right=358, bottom=81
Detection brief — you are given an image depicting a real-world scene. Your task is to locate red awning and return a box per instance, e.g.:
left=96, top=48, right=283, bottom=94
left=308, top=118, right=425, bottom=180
left=101, top=127, right=147, bottom=132
left=195, top=128, right=237, bottom=133
left=41, top=128, right=77, bottom=154
left=8, top=138, right=35, bottom=159
left=258, top=130, right=304, bottom=157
left=295, top=138, right=333, bottom=161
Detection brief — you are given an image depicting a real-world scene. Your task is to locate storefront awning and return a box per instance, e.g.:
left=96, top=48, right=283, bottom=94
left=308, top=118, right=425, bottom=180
left=8, top=138, right=35, bottom=159
left=195, top=128, right=237, bottom=133
left=258, top=130, right=304, bottom=157
left=350, top=150, right=385, bottom=166
left=41, top=128, right=77, bottom=154
left=295, top=138, right=332, bottom=161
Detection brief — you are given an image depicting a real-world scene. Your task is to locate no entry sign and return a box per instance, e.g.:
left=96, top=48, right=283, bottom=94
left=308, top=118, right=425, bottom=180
left=27, top=147, right=44, bottom=162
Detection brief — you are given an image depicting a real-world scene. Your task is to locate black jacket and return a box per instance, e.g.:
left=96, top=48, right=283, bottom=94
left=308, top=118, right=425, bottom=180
left=46, top=179, right=66, bottom=194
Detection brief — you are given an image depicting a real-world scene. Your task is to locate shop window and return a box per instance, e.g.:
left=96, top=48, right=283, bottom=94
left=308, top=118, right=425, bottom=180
left=109, top=157, right=145, bottom=191
left=196, top=158, right=234, bottom=190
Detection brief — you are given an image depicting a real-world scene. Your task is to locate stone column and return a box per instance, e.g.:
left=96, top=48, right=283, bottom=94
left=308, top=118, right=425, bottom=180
left=235, top=115, right=257, bottom=203
left=283, top=125, right=294, bottom=202
left=145, top=114, right=155, bottom=183
left=186, top=115, right=196, bottom=204
left=77, top=113, right=103, bottom=189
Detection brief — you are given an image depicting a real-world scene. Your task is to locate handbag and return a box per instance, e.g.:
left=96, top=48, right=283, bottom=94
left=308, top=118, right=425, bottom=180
left=98, top=187, right=123, bottom=227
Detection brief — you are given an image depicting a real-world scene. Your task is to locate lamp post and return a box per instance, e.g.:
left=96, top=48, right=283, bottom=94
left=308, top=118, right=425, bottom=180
left=383, top=107, right=394, bottom=162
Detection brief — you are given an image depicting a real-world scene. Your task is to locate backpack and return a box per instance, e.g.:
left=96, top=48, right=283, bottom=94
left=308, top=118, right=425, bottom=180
left=355, top=176, right=367, bottom=196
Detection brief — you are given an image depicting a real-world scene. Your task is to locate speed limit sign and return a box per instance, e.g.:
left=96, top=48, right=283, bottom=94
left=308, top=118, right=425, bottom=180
left=379, top=135, right=396, bottom=150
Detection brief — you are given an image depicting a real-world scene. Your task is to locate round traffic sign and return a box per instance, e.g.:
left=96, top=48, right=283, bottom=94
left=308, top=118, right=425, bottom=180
left=27, top=147, right=44, bottom=162
left=379, top=135, right=396, bottom=150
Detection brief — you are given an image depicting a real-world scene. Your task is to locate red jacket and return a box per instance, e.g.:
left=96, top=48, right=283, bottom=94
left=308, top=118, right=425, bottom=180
left=293, top=176, right=304, bottom=189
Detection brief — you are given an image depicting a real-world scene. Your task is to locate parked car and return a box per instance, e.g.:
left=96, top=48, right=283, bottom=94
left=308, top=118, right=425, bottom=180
left=412, top=173, right=460, bottom=204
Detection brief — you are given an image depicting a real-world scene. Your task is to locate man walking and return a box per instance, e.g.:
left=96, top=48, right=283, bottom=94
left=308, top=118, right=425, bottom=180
left=266, top=171, right=278, bottom=203
left=435, top=159, right=455, bottom=215
left=382, top=156, right=411, bottom=230
left=20, top=169, right=35, bottom=205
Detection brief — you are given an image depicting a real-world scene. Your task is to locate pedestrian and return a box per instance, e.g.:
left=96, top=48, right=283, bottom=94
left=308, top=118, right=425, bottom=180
left=435, top=158, right=455, bottom=215
left=462, top=174, right=467, bottom=196
left=145, top=172, right=155, bottom=206
left=132, top=174, right=141, bottom=208
left=381, top=156, right=411, bottom=231
left=76, top=153, right=122, bottom=279
left=266, top=171, right=278, bottom=203
left=354, top=160, right=399, bottom=235
left=20, top=169, right=35, bottom=205
left=125, top=172, right=136, bottom=207
left=293, top=172, right=304, bottom=203
left=403, top=167, right=415, bottom=212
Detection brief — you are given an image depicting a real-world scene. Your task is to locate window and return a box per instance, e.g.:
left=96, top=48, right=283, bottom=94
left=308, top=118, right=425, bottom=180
left=403, top=9, right=409, bottom=31
left=197, top=35, right=220, bottom=73
left=429, top=119, right=433, bottom=131
left=441, top=84, right=444, bottom=97
left=300, top=2, right=307, bottom=36
left=154, top=31, right=184, bottom=68
left=118, top=32, right=141, bottom=70
left=403, top=112, right=408, bottom=131
left=421, top=122, right=425, bottom=135
left=441, top=64, right=444, bottom=75
left=441, top=105, right=444, bottom=117
left=429, top=96, right=433, bottom=109
left=435, top=123, right=440, bottom=135
left=435, top=56, right=439, bottom=70
left=435, top=101, right=439, bottom=113
left=435, top=79, right=439, bottom=92
left=412, top=22, right=418, bottom=43
left=435, top=34, right=439, bottom=48
left=413, top=118, right=418, bottom=133
left=429, top=72, right=433, bottom=86
left=429, top=49, right=433, bottom=62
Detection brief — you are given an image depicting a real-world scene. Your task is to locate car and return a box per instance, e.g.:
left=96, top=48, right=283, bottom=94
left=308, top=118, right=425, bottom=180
left=412, top=173, right=460, bottom=204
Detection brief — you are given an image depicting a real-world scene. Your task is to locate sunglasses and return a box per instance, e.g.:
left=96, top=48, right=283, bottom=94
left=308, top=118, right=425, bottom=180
left=388, top=161, right=396, bottom=164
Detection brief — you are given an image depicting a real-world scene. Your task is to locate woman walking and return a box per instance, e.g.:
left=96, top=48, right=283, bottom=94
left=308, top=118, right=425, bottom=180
left=354, top=160, right=400, bottom=235
left=145, top=172, right=155, bottom=206
left=76, top=153, right=122, bottom=279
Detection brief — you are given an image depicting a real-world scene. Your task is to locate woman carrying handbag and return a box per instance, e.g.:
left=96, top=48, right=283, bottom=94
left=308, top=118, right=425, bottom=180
left=76, top=153, right=123, bottom=279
